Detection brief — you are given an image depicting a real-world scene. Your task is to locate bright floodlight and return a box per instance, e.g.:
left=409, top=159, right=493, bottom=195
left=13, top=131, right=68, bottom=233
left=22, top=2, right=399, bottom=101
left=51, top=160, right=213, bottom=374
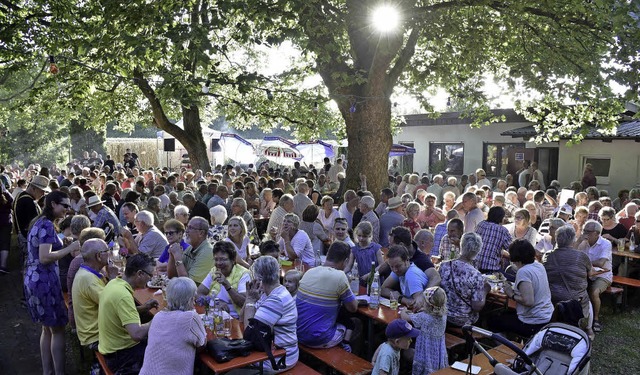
left=372, top=5, right=400, bottom=32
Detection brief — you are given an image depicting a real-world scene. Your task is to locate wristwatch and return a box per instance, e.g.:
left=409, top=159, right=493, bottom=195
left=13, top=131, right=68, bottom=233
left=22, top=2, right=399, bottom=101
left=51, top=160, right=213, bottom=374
left=175, top=260, right=184, bottom=267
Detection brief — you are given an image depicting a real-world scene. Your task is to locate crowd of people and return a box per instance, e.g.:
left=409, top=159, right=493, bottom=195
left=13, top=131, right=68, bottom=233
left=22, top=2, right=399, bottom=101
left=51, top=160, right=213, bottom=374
left=1, top=152, right=640, bottom=375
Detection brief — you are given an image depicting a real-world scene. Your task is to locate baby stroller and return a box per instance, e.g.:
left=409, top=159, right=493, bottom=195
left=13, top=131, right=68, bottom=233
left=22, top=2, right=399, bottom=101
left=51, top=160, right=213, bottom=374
left=462, top=322, right=591, bottom=375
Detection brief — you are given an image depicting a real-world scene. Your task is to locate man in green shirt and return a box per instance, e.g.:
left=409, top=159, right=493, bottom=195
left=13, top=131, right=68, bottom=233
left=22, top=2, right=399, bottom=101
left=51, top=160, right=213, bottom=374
left=168, top=216, right=213, bottom=285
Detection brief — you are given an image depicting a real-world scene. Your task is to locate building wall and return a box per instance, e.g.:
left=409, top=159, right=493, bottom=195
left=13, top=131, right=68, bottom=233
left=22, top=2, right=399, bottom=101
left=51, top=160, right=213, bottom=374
left=557, top=140, right=640, bottom=194
left=394, top=122, right=534, bottom=175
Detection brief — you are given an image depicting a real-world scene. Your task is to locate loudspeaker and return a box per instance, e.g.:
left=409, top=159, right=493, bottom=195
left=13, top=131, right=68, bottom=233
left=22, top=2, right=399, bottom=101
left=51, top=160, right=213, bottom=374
left=211, top=139, right=221, bottom=152
left=163, top=138, right=175, bottom=152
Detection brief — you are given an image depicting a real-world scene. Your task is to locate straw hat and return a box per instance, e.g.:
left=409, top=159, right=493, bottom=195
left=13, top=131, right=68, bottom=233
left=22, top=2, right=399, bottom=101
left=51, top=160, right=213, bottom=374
left=29, top=175, right=51, bottom=192
left=387, top=196, right=403, bottom=210
left=86, top=195, right=106, bottom=208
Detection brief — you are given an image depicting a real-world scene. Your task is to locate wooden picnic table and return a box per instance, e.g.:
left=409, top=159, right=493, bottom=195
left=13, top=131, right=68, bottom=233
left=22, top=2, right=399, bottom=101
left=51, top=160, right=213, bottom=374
left=134, top=286, right=285, bottom=374
left=612, top=248, right=640, bottom=277
left=432, top=343, right=521, bottom=375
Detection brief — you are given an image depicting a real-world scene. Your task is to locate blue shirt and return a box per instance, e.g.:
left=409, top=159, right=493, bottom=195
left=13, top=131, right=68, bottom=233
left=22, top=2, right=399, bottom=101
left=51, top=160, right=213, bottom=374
left=157, top=240, right=190, bottom=263
left=378, top=211, right=405, bottom=247
left=391, top=263, right=429, bottom=298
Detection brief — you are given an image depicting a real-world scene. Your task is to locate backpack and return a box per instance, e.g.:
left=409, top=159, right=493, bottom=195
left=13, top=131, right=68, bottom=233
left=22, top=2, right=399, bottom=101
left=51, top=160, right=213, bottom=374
left=243, top=318, right=286, bottom=370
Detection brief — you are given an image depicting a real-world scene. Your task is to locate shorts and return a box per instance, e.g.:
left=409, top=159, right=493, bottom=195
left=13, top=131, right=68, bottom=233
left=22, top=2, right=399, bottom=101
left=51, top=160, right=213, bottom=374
left=306, top=323, right=346, bottom=349
left=589, top=278, right=611, bottom=295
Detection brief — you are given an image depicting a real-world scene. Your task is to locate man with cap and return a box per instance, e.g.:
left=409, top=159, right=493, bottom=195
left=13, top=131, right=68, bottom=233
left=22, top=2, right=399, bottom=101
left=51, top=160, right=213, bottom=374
left=359, top=195, right=380, bottom=244
left=13, top=175, right=50, bottom=267
left=379, top=196, right=405, bottom=248
left=556, top=204, right=573, bottom=222
left=371, top=318, right=420, bottom=375
left=87, top=195, right=121, bottom=236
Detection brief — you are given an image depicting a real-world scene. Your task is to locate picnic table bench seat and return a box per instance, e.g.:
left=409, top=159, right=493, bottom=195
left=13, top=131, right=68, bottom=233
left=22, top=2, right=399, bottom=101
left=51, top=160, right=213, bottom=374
left=280, top=361, right=322, bottom=374
left=299, top=344, right=373, bottom=375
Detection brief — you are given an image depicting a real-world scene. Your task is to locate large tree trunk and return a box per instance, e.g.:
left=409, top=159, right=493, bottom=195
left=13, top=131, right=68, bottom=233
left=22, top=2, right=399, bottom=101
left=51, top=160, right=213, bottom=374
left=341, top=100, right=392, bottom=197
left=174, top=105, right=211, bottom=173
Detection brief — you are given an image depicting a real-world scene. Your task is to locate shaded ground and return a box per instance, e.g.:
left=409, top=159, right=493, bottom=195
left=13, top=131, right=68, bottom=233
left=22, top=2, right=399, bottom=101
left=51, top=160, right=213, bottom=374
left=1, top=233, right=639, bottom=374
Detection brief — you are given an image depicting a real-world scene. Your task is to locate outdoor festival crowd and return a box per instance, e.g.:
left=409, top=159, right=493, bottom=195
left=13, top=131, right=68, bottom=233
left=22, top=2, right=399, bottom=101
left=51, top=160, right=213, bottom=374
left=1, top=150, right=640, bottom=375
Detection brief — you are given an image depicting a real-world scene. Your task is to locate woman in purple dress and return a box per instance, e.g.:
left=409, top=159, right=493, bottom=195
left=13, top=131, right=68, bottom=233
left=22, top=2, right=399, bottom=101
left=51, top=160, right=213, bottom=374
left=24, top=191, right=80, bottom=375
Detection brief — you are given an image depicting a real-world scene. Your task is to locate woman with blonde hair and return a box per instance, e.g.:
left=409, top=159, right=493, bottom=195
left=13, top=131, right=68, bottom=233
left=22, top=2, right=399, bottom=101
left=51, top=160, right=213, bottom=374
left=225, top=216, right=251, bottom=268
left=505, top=208, right=539, bottom=245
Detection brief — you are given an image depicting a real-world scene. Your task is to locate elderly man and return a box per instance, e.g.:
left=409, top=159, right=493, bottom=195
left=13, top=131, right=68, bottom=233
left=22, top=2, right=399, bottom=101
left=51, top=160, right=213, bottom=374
left=266, top=194, right=294, bottom=236
left=167, top=217, right=213, bottom=285
left=414, top=229, right=436, bottom=259
left=276, top=213, right=314, bottom=267
left=293, top=181, right=313, bottom=219
left=426, top=175, right=443, bottom=205
left=87, top=195, right=121, bottom=236
left=131, top=211, right=168, bottom=258
left=378, top=197, right=405, bottom=248
left=577, top=220, right=612, bottom=333
left=380, top=226, right=439, bottom=285
left=380, top=245, right=431, bottom=308
left=456, top=192, right=484, bottom=233
left=230, top=197, right=256, bottom=235
left=207, top=185, right=230, bottom=213
left=182, top=193, right=211, bottom=223
left=152, top=184, right=170, bottom=209
left=475, top=168, right=491, bottom=189
left=72, top=239, right=118, bottom=350
left=98, top=253, right=158, bottom=374
left=358, top=196, right=380, bottom=244
left=441, top=176, right=461, bottom=200
left=338, top=190, right=359, bottom=229
left=297, top=241, right=357, bottom=348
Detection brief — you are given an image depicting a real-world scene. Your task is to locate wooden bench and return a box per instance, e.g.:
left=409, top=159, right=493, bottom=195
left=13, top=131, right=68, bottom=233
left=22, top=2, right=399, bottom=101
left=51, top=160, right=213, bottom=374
left=299, top=344, right=373, bottom=375
left=612, top=275, right=640, bottom=307
left=280, top=361, right=322, bottom=374
left=95, top=351, right=114, bottom=375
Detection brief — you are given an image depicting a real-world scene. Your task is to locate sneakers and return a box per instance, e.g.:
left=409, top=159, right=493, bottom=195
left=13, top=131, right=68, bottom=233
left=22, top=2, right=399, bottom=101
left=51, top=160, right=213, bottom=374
left=592, top=320, right=603, bottom=332
left=339, top=341, right=352, bottom=353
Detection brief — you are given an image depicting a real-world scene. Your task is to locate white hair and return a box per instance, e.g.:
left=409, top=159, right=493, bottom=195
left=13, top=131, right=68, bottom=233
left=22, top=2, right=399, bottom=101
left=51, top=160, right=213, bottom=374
left=166, top=277, right=196, bottom=311
left=174, top=205, right=189, bottom=216
left=135, top=210, right=154, bottom=226
left=209, top=205, right=228, bottom=225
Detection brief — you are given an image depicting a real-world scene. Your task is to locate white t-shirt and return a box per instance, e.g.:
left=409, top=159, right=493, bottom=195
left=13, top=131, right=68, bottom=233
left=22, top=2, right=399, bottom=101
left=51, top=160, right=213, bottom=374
left=200, top=271, right=250, bottom=318
left=278, top=230, right=315, bottom=266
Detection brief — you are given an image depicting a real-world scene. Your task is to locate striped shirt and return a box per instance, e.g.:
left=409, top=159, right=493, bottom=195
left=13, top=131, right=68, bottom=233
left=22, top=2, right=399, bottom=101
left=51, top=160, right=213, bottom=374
left=296, top=266, right=355, bottom=347
left=255, top=285, right=298, bottom=371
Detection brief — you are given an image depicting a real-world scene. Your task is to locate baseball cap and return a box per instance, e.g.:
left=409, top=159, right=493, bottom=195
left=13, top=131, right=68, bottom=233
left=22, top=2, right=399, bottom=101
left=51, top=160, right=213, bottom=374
left=385, top=319, right=420, bottom=339
left=558, top=204, right=573, bottom=216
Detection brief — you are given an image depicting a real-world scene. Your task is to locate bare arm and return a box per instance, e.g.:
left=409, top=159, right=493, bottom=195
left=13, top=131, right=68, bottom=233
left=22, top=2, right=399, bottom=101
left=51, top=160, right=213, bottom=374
left=425, top=268, right=441, bottom=288
left=380, top=275, right=399, bottom=299
left=125, top=322, right=150, bottom=342
left=39, top=241, right=80, bottom=265
left=344, top=297, right=358, bottom=313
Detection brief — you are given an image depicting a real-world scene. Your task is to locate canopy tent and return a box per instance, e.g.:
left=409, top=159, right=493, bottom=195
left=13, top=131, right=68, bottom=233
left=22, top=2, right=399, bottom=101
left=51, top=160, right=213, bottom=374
left=295, top=140, right=335, bottom=166
left=219, top=133, right=256, bottom=164
left=258, top=136, right=302, bottom=166
left=389, top=144, right=416, bottom=156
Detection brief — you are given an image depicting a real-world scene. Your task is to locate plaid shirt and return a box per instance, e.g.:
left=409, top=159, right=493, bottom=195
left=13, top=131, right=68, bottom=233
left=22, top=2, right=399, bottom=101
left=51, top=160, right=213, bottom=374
left=474, top=220, right=512, bottom=271
left=438, top=234, right=459, bottom=260
left=93, top=206, right=122, bottom=234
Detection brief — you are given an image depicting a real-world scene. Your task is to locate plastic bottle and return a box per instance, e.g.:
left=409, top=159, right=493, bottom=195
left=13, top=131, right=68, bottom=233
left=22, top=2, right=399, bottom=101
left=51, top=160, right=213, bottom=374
left=314, top=249, right=323, bottom=267
left=366, top=261, right=375, bottom=295
left=369, top=271, right=380, bottom=309
left=213, top=298, right=225, bottom=336
left=630, top=232, right=636, bottom=252
left=350, top=261, right=359, bottom=294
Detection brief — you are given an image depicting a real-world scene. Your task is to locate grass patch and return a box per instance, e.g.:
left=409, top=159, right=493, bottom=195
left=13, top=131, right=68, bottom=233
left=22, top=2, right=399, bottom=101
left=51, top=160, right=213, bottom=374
left=590, top=299, right=640, bottom=374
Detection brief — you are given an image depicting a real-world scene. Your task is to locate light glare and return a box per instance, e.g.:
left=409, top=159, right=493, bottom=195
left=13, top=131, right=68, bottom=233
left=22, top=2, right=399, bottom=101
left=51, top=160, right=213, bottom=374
left=372, top=5, right=400, bottom=32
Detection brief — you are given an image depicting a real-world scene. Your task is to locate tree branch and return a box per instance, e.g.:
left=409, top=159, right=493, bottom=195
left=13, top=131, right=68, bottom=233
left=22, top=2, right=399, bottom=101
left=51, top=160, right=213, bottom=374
left=132, top=69, right=184, bottom=137
left=388, top=26, right=420, bottom=85
left=0, top=61, right=46, bottom=102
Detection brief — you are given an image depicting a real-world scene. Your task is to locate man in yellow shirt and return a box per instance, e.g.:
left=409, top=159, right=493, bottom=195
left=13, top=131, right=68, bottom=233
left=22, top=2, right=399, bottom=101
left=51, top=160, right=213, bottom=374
left=72, top=239, right=118, bottom=349
left=98, top=253, right=158, bottom=374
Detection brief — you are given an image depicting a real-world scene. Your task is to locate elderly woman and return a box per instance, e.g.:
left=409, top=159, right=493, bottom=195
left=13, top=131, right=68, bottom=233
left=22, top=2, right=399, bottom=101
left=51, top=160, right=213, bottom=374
left=272, top=213, right=315, bottom=267
left=505, top=208, right=538, bottom=245
left=318, top=195, right=339, bottom=231
left=225, top=216, right=252, bottom=268
left=542, top=226, right=594, bottom=338
left=173, top=204, right=190, bottom=225
left=198, top=241, right=250, bottom=318
left=489, top=240, right=554, bottom=338
left=300, top=204, right=330, bottom=256
left=208, top=205, right=228, bottom=242
left=158, top=219, right=189, bottom=270
left=243, top=256, right=299, bottom=373
left=599, top=206, right=627, bottom=246
left=438, top=232, right=488, bottom=328
left=24, top=191, right=81, bottom=375
left=140, top=277, right=206, bottom=375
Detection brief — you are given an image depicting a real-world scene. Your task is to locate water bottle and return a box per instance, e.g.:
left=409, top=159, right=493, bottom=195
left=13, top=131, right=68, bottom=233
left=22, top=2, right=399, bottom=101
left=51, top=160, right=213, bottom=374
left=630, top=232, right=636, bottom=252
left=213, top=298, right=225, bottom=336
left=314, top=249, right=323, bottom=267
left=369, top=271, right=380, bottom=309
left=366, top=261, right=375, bottom=295
left=350, top=261, right=359, bottom=294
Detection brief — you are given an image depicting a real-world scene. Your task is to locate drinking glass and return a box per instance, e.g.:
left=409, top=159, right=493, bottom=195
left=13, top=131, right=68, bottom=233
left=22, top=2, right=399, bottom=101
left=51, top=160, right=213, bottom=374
left=389, top=292, right=399, bottom=310
left=617, top=238, right=625, bottom=252
left=294, top=258, right=304, bottom=273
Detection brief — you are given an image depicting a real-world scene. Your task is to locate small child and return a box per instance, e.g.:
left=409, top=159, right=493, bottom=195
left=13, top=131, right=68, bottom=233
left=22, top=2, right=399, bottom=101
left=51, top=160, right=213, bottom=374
left=400, top=287, right=448, bottom=374
left=346, top=221, right=383, bottom=286
left=283, top=269, right=302, bottom=297
left=371, top=319, right=420, bottom=375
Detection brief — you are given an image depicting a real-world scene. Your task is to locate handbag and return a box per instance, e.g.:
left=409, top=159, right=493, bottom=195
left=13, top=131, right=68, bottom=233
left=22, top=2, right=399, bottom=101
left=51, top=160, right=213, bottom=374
left=206, top=338, right=253, bottom=363
left=243, top=318, right=286, bottom=370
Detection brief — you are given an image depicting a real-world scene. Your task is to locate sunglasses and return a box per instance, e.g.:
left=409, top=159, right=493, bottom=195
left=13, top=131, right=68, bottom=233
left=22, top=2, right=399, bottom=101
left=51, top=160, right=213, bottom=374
left=139, top=269, right=154, bottom=278
left=164, top=230, right=180, bottom=236
left=59, top=202, right=71, bottom=209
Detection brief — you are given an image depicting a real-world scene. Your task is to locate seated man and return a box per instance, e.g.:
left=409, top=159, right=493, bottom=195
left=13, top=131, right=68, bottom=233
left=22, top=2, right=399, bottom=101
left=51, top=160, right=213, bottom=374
left=577, top=220, right=612, bottom=333
left=132, top=211, right=168, bottom=258
left=381, top=245, right=430, bottom=308
left=167, top=217, right=213, bottom=285
left=379, top=226, right=440, bottom=287
left=72, top=239, right=118, bottom=350
left=98, top=253, right=159, bottom=374
left=296, top=241, right=358, bottom=349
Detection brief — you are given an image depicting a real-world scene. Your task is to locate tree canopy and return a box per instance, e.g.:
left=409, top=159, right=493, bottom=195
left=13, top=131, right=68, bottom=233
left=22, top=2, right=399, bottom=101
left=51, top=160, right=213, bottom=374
left=1, top=0, right=638, bottom=194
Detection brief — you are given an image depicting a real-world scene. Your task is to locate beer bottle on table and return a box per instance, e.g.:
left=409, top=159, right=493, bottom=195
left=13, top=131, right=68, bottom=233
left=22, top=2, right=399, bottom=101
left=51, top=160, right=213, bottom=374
left=366, top=261, right=375, bottom=295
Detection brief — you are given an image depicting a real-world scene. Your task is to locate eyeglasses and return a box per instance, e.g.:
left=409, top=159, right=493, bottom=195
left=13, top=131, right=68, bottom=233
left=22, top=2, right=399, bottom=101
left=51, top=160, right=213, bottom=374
left=139, top=269, right=154, bottom=278
left=58, top=202, right=71, bottom=209
left=165, top=230, right=180, bottom=236
left=187, top=225, right=206, bottom=232
left=514, top=216, right=524, bottom=220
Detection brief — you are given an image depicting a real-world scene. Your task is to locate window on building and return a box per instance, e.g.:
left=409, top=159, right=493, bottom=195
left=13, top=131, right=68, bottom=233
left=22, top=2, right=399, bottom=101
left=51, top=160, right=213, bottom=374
left=483, top=143, right=525, bottom=178
left=429, top=142, right=464, bottom=175
left=583, top=156, right=611, bottom=184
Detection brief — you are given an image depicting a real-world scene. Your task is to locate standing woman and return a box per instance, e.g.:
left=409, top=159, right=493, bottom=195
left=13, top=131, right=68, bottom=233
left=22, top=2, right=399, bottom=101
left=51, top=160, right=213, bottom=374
left=24, top=191, right=81, bottom=375
left=0, top=182, right=13, bottom=273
